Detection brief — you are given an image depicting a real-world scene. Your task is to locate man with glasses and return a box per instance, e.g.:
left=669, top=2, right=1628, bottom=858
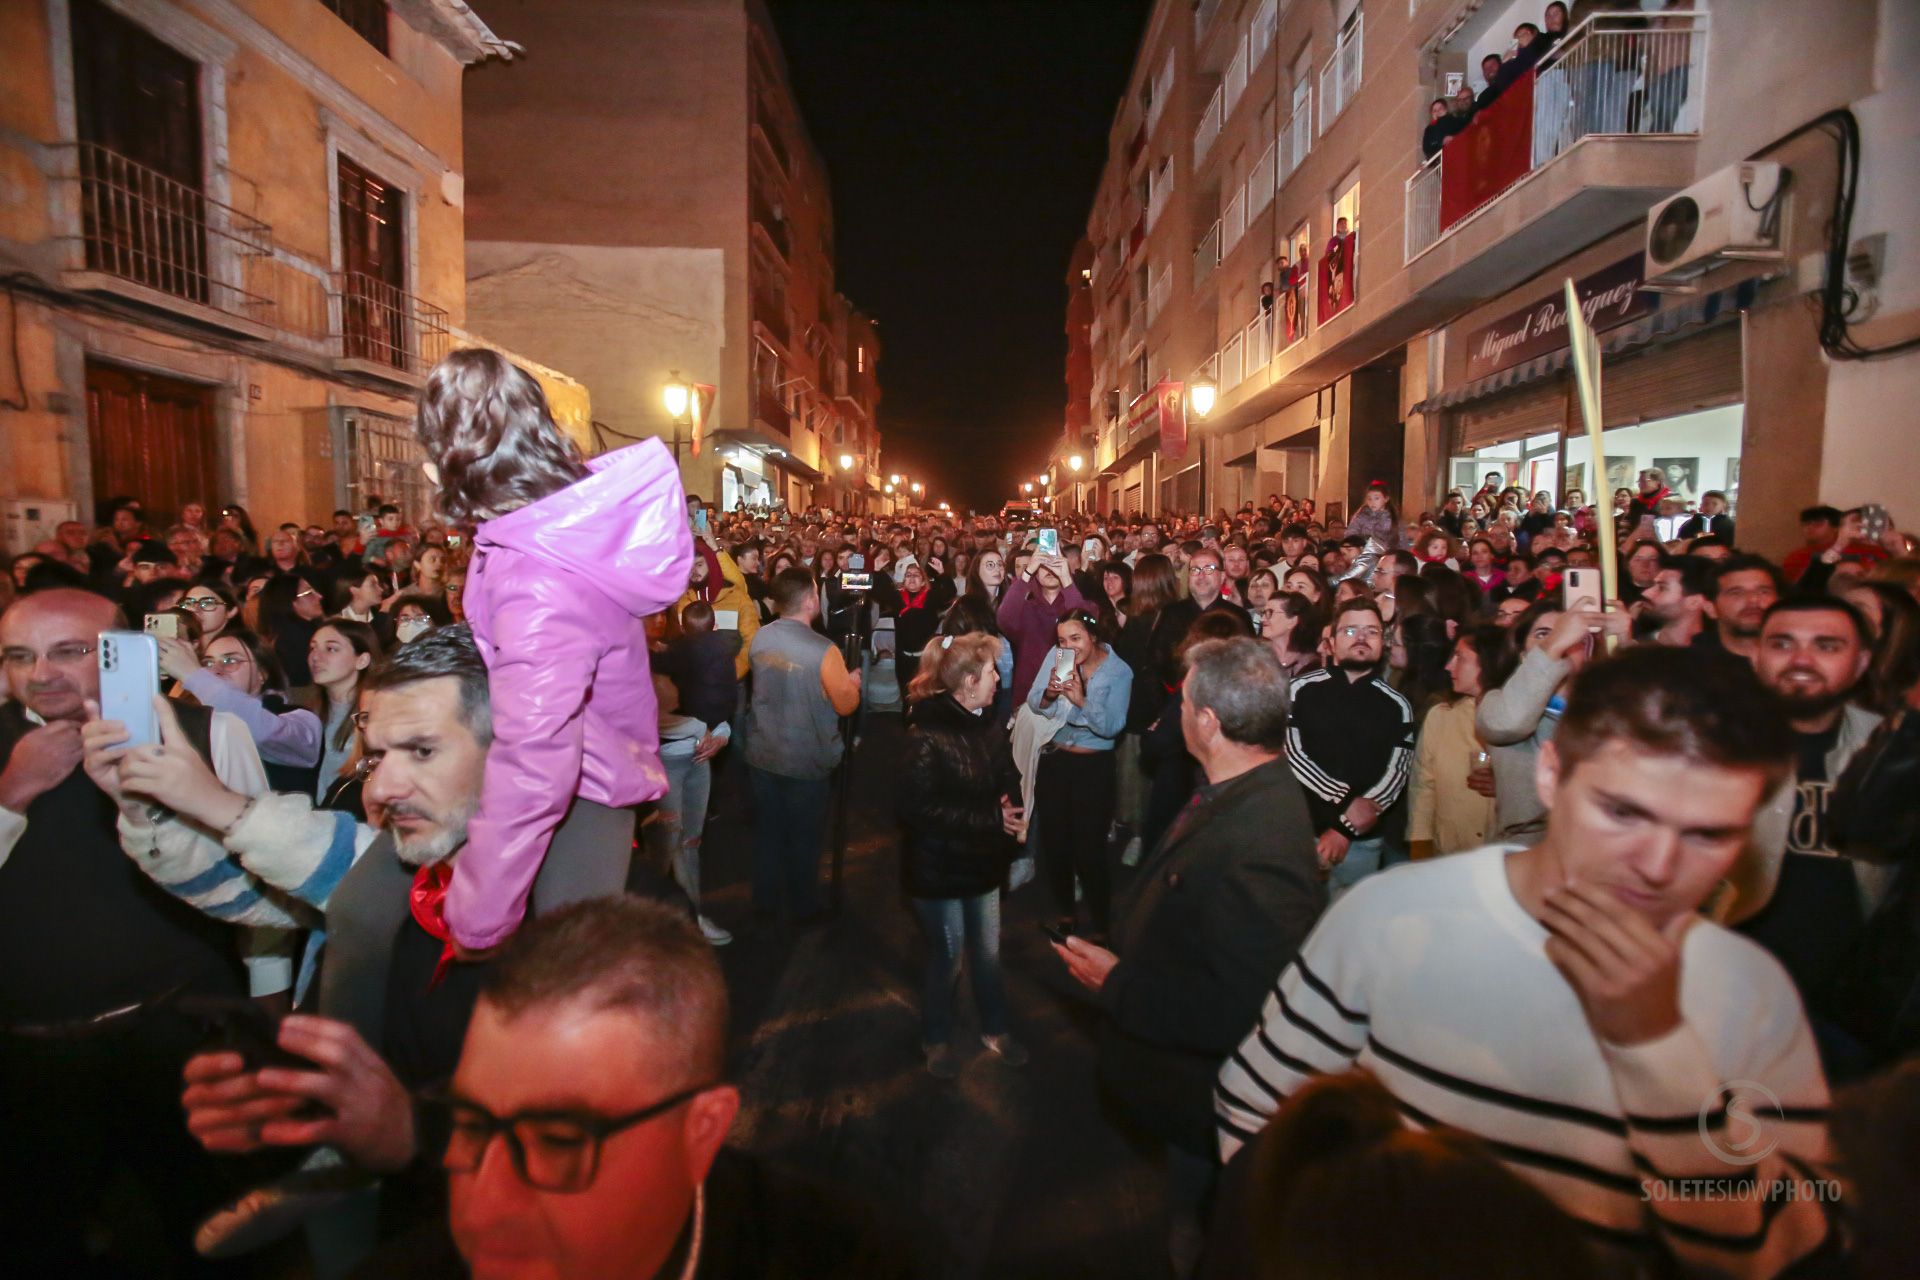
left=180, top=895, right=907, bottom=1277
left=103, top=625, right=680, bottom=1260
left=1284, top=599, right=1415, bottom=897
left=1, top=588, right=270, bottom=1271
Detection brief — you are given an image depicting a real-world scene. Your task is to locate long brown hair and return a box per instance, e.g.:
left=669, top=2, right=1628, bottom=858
left=1129, top=552, right=1180, bottom=619
left=414, top=349, right=589, bottom=524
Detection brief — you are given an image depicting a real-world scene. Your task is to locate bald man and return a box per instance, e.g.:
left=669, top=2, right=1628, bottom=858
left=0, top=588, right=256, bottom=1270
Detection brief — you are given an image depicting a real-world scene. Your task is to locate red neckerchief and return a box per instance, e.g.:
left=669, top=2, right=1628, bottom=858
left=900, top=586, right=930, bottom=613
left=409, top=863, right=458, bottom=987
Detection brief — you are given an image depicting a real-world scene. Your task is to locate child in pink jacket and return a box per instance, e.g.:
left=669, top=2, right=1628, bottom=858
left=415, top=349, right=692, bottom=951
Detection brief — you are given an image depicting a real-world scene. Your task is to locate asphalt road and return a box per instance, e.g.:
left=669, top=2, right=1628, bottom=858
left=696, top=713, right=1174, bottom=1280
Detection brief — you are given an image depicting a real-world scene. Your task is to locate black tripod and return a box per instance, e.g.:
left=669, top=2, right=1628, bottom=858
left=826, top=589, right=872, bottom=915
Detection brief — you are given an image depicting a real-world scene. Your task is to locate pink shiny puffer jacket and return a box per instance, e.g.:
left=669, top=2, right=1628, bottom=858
left=448, top=440, right=692, bottom=948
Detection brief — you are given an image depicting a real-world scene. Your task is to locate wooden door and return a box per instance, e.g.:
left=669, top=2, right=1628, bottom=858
left=338, top=156, right=408, bottom=366
left=85, top=362, right=221, bottom=526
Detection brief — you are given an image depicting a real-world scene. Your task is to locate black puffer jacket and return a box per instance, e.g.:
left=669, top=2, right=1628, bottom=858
left=897, top=693, right=1020, bottom=899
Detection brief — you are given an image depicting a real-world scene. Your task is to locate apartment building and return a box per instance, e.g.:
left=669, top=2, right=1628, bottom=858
left=1072, top=0, right=1918, bottom=555
left=0, top=0, right=591, bottom=550
left=462, top=0, right=885, bottom=515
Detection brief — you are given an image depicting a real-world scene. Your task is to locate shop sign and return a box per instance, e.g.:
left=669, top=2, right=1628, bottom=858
left=1464, top=256, right=1655, bottom=382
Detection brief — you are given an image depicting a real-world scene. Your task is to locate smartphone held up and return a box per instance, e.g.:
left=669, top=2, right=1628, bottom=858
left=98, top=630, right=162, bottom=748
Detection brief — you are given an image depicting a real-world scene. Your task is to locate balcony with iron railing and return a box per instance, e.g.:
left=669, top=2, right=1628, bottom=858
left=1147, top=172, right=1172, bottom=232
left=1222, top=189, right=1246, bottom=257
left=1193, top=0, right=1223, bottom=42
left=752, top=103, right=790, bottom=175
left=1248, top=141, right=1276, bottom=219
left=1319, top=16, right=1364, bottom=134
left=1194, top=87, right=1224, bottom=165
left=1147, top=265, right=1172, bottom=327
left=1280, top=91, right=1313, bottom=183
left=334, top=271, right=451, bottom=383
left=56, top=141, right=277, bottom=338
left=47, top=140, right=571, bottom=395
left=1403, top=12, right=1707, bottom=267
left=750, top=185, right=790, bottom=261
left=1193, top=219, right=1222, bottom=288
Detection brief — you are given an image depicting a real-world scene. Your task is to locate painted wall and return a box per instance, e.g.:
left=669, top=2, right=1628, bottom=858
left=1819, top=0, right=1920, bottom=509
left=465, top=241, right=726, bottom=484
left=0, top=0, right=569, bottom=534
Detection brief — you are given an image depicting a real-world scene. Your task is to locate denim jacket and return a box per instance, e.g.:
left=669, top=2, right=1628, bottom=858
left=1026, top=644, right=1133, bottom=751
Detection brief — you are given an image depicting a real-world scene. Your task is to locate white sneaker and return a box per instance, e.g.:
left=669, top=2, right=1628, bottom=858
left=698, top=915, right=732, bottom=946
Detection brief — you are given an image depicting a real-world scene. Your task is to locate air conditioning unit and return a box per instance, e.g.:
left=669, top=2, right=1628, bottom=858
left=1644, top=162, right=1787, bottom=286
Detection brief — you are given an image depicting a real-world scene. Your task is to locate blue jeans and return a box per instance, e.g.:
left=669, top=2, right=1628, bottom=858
left=748, top=766, right=832, bottom=916
left=656, top=751, right=712, bottom=909
left=910, top=890, right=1008, bottom=1045
left=1329, top=835, right=1386, bottom=900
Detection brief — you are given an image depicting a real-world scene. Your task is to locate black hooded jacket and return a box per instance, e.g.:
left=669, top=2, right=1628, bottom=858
left=896, top=693, right=1021, bottom=899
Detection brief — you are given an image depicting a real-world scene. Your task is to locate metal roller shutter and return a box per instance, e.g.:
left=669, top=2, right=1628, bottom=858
left=1451, top=376, right=1568, bottom=454
left=1599, top=324, right=1744, bottom=428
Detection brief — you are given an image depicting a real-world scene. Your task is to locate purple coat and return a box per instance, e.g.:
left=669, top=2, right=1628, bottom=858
left=997, top=575, right=1092, bottom=702
left=449, top=441, right=693, bottom=949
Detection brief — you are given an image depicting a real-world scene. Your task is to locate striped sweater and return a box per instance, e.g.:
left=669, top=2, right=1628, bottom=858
left=1216, top=846, right=1834, bottom=1277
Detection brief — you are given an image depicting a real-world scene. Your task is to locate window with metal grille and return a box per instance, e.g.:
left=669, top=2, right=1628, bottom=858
left=337, top=406, right=431, bottom=528
left=322, top=0, right=389, bottom=55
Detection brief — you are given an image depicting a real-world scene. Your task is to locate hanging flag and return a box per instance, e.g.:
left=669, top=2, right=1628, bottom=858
left=690, top=383, right=716, bottom=458
left=1158, top=379, right=1188, bottom=461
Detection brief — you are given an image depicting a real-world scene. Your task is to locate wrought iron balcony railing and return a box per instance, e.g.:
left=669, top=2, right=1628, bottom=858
left=59, top=141, right=275, bottom=325
left=335, top=270, right=451, bottom=377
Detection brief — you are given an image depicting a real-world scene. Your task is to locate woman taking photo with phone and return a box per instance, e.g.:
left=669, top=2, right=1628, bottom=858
left=177, top=581, right=243, bottom=650
left=900, top=632, right=1029, bottom=1078
left=307, top=619, right=381, bottom=807
left=1028, top=608, right=1132, bottom=941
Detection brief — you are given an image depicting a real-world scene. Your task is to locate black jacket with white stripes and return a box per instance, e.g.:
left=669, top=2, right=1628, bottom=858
left=1285, top=667, right=1415, bottom=837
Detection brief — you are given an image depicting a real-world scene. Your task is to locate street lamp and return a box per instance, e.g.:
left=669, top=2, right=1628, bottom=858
left=889, top=473, right=902, bottom=485
left=662, top=373, right=691, bottom=420
left=838, top=452, right=855, bottom=472
left=1068, top=454, right=1084, bottom=472
left=911, top=482, right=923, bottom=495
left=1022, top=482, right=1033, bottom=494
left=1188, top=378, right=1217, bottom=419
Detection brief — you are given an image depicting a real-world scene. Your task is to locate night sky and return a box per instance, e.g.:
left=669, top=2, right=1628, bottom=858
left=766, top=0, right=1153, bottom=513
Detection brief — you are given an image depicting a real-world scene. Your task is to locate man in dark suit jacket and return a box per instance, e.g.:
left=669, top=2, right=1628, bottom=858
left=1053, top=637, right=1324, bottom=1270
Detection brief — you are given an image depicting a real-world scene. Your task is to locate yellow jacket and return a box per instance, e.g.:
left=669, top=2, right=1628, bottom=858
left=676, top=548, right=759, bottom=677
left=1408, top=697, right=1497, bottom=856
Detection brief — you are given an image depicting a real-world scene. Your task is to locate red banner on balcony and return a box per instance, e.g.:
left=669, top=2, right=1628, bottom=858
left=1157, top=380, right=1188, bottom=462
left=1318, top=230, right=1356, bottom=324
left=1440, top=70, right=1534, bottom=232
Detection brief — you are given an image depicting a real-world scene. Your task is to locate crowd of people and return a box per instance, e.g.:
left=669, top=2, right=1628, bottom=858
left=1421, top=0, right=1696, bottom=169
left=4, top=342, right=1920, bottom=1279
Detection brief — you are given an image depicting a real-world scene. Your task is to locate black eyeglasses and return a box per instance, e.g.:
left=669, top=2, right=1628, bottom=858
left=418, top=1083, right=714, bottom=1193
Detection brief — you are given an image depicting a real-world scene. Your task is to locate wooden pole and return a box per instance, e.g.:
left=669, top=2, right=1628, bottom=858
left=1563, top=278, right=1618, bottom=609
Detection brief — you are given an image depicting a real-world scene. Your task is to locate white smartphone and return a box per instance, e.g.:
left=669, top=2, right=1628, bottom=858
left=713, top=609, right=740, bottom=632
left=1051, top=646, right=1076, bottom=683
left=98, top=630, right=162, bottom=748
left=1036, top=528, right=1060, bottom=558
left=1562, top=567, right=1603, bottom=614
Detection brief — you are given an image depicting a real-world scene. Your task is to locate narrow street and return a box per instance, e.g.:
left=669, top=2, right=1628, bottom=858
left=696, top=713, right=1172, bottom=1280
